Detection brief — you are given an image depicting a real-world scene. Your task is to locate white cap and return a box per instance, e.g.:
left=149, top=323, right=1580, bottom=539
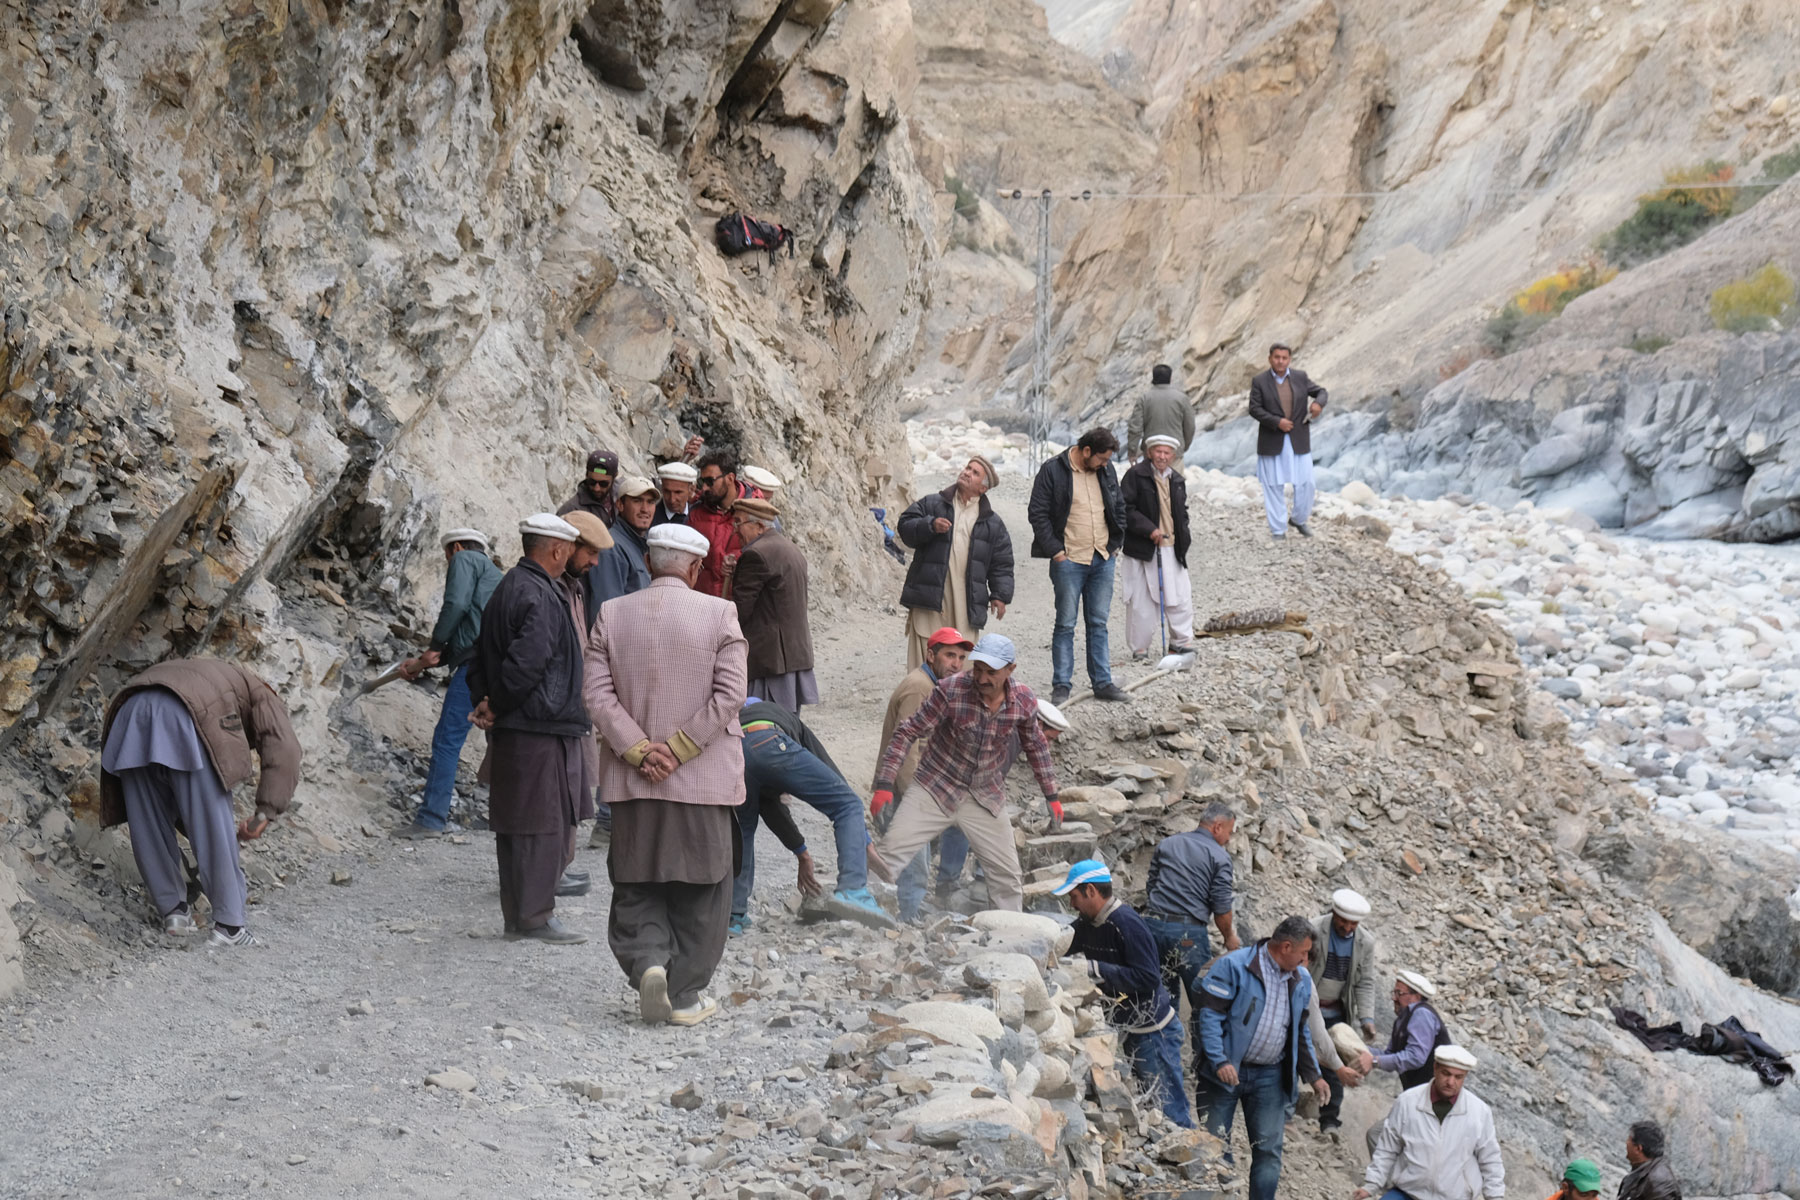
left=740, top=465, right=783, bottom=492
left=1330, top=889, right=1371, bottom=921
left=1433, top=1044, right=1477, bottom=1072
left=1144, top=435, right=1181, bottom=450
left=440, top=527, right=488, bottom=550
left=1035, top=698, right=1070, bottom=733
left=646, top=523, right=711, bottom=557
left=657, top=461, right=699, bottom=484
left=1396, top=969, right=1436, bottom=998
left=518, top=513, right=579, bottom=542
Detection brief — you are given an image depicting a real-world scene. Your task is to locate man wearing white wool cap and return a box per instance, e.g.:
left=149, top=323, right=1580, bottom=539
left=655, top=461, right=699, bottom=526
left=1359, top=1044, right=1503, bottom=1200
left=1307, top=887, right=1381, bottom=1132
left=584, top=519, right=748, bottom=1027
left=466, top=514, right=594, bottom=944
left=1357, top=967, right=1452, bottom=1091
left=1118, top=434, right=1195, bottom=660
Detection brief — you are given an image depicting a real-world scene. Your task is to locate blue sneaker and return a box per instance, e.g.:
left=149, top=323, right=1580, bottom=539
left=828, top=888, right=898, bottom=930
left=728, top=914, right=749, bottom=937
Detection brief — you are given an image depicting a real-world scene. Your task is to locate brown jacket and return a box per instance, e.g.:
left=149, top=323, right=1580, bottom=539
left=733, top=529, right=814, bottom=679
left=99, top=659, right=301, bottom=827
left=1247, top=368, right=1329, bottom=457
left=876, top=664, right=938, bottom=798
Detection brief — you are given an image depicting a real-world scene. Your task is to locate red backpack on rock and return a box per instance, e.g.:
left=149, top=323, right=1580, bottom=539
left=714, top=212, right=794, bottom=264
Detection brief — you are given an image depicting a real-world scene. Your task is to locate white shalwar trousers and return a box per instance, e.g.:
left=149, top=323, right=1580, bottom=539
left=1257, top=437, right=1315, bottom=536
left=1121, top=547, right=1194, bottom=654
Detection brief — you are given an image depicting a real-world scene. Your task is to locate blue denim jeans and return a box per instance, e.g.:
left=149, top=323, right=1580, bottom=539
left=1143, top=914, right=1214, bottom=1069
left=734, top=728, right=869, bottom=916
left=1122, top=1020, right=1193, bottom=1128
left=1049, top=555, right=1115, bottom=689
left=1195, top=1062, right=1290, bottom=1200
left=418, top=665, right=473, bottom=830
left=896, top=827, right=971, bottom=919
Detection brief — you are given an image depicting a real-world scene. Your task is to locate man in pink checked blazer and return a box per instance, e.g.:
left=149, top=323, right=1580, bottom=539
left=584, top=522, right=748, bottom=1028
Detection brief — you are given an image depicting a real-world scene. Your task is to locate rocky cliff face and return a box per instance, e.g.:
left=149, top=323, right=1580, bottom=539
left=0, top=0, right=935, bottom=989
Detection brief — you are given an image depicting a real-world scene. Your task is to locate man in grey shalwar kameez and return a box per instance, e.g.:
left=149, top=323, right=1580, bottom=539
left=99, top=658, right=300, bottom=947
left=468, top=513, right=595, bottom=945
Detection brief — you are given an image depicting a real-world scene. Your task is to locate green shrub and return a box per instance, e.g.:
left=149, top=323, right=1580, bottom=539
left=1731, top=143, right=1800, bottom=214
left=1709, top=263, right=1795, bottom=332
left=1600, top=160, right=1737, bottom=267
left=944, top=174, right=980, bottom=221
left=1628, top=334, right=1673, bottom=354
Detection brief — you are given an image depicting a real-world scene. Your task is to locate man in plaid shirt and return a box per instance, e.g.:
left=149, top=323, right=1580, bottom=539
left=870, top=633, right=1060, bottom=911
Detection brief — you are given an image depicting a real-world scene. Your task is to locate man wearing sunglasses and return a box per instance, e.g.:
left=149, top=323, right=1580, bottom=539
left=557, top=448, right=620, bottom=527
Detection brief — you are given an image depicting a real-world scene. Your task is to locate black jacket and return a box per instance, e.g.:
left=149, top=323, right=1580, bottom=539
left=1618, top=1158, right=1681, bottom=1200
left=1027, top=449, right=1124, bottom=560
left=1119, top=458, right=1191, bottom=566
left=1247, top=368, right=1329, bottom=457
left=896, top=486, right=1015, bottom=623
left=467, top=559, right=590, bottom=738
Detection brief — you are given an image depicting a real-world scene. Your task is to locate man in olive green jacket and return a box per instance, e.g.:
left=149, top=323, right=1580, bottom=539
left=1307, top=888, right=1380, bottom=1130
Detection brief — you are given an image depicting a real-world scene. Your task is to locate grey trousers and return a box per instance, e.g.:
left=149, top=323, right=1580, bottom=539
left=495, top=830, right=570, bottom=933
left=608, top=878, right=730, bottom=1008
left=118, top=763, right=247, bottom=927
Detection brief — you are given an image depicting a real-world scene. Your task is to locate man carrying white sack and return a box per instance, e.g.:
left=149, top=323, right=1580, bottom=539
left=1118, top=434, right=1195, bottom=660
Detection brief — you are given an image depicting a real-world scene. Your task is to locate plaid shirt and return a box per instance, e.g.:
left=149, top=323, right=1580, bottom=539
left=1243, top=945, right=1297, bottom=1066
left=876, top=671, right=1058, bottom=815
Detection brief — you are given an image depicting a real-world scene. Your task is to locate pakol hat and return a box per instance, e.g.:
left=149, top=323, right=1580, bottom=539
left=1035, top=698, right=1070, bottom=733
left=615, top=475, right=660, bottom=499
left=1433, top=1044, right=1477, bottom=1072
left=657, top=461, right=699, bottom=484
left=927, top=626, right=974, bottom=650
left=1052, top=858, right=1111, bottom=895
left=646, top=523, right=710, bottom=557
left=968, top=455, right=999, bottom=488
left=1143, top=435, right=1182, bottom=451
left=519, top=513, right=580, bottom=542
left=732, top=497, right=780, bottom=522
left=1330, top=888, right=1371, bottom=921
left=1563, top=1161, right=1603, bottom=1194
left=1396, top=969, right=1437, bottom=998
left=440, top=527, right=488, bottom=551
left=968, top=633, right=1016, bottom=670
left=562, top=510, right=615, bottom=551
left=585, top=449, right=619, bottom=479
left=740, top=465, right=783, bottom=493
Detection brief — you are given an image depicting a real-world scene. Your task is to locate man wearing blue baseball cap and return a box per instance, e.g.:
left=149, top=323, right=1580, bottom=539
left=871, top=632, right=1061, bottom=911
left=1056, top=858, right=1192, bottom=1127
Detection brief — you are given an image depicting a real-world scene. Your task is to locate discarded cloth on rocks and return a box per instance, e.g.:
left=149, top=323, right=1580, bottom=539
left=1612, top=1007, right=1794, bottom=1087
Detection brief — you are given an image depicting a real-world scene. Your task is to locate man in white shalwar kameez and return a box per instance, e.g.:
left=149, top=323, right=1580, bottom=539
left=1118, top=436, right=1195, bottom=658
left=1246, top=344, right=1328, bottom=540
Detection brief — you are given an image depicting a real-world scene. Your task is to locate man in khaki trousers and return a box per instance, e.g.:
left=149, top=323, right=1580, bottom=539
left=869, top=634, right=1062, bottom=911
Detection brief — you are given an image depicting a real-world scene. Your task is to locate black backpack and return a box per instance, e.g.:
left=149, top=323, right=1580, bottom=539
left=715, top=212, right=795, bottom=264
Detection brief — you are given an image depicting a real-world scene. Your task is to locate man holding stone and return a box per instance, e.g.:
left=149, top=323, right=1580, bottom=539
left=870, top=633, right=1060, bottom=912
left=1307, top=888, right=1380, bottom=1132
left=1356, top=969, right=1451, bottom=1090
left=1358, top=1046, right=1503, bottom=1200
left=585, top=522, right=746, bottom=1026
left=896, top=455, right=1013, bottom=670
left=1247, top=343, right=1327, bottom=540
left=467, top=513, right=594, bottom=945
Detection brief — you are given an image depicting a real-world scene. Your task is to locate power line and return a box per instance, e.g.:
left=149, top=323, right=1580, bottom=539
left=995, top=181, right=1783, bottom=202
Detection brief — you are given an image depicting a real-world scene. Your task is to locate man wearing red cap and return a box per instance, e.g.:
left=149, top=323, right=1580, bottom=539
left=875, top=626, right=974, bottom=921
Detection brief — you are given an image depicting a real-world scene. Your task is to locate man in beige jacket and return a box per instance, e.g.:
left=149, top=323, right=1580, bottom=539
left=99, top=658, right=300, bottom=947
left=585, top=522, right=748, bottom=1027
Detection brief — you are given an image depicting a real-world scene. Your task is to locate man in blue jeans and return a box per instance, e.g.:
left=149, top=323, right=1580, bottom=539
left=1195, top=915, right=1329, bottom=1200
left=1027, top=427, right=1130, bottom=705
left=1142, top=801, right=1241, bottom=1020
left=395, top=529, right=504, bottom=838
left=1056, top=859, right=1192, bottom=1127
left=734, top=699, right=893, bottom=931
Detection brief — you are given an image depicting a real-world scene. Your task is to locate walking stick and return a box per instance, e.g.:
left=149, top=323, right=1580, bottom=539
left=1155, top=549, right=1167, bottom=659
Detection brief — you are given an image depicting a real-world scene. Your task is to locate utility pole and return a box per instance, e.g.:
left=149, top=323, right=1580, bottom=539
left=1029, top=188, right=1052, bottom=474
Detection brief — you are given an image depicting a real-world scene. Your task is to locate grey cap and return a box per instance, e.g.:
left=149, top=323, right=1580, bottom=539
left=968, top=633, right=1016, bottom=670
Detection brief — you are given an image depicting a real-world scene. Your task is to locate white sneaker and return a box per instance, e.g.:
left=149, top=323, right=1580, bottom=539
left=669, top=995, right=719, bottom=1026
left=638, top=965, right=672, bottom=1024
left=207, top=926, right=261, bottom=948
left=162, top=909, right=198, bottom=935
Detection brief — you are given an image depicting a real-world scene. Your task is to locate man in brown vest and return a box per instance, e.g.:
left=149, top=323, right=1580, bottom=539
left=1246, top=343, right=1328, bottom=540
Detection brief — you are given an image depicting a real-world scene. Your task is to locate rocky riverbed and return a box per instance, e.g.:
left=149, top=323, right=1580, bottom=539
left=908, top=417, right=1800, bottom=881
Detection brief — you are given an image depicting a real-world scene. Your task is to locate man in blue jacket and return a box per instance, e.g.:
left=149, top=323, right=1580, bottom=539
left=395, top=529, right=503, bottom=837
left=1057, top=859, right=1191, bottom=1127
left=1195, top=914, right=1329, bottom=1200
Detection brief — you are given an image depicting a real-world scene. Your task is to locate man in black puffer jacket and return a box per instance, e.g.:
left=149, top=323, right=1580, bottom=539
left=896, top=455, right=1014, bottom=669
left=468, top=513, right=596, bottom=945
left=1118, top=436, right=1195, bottom=659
